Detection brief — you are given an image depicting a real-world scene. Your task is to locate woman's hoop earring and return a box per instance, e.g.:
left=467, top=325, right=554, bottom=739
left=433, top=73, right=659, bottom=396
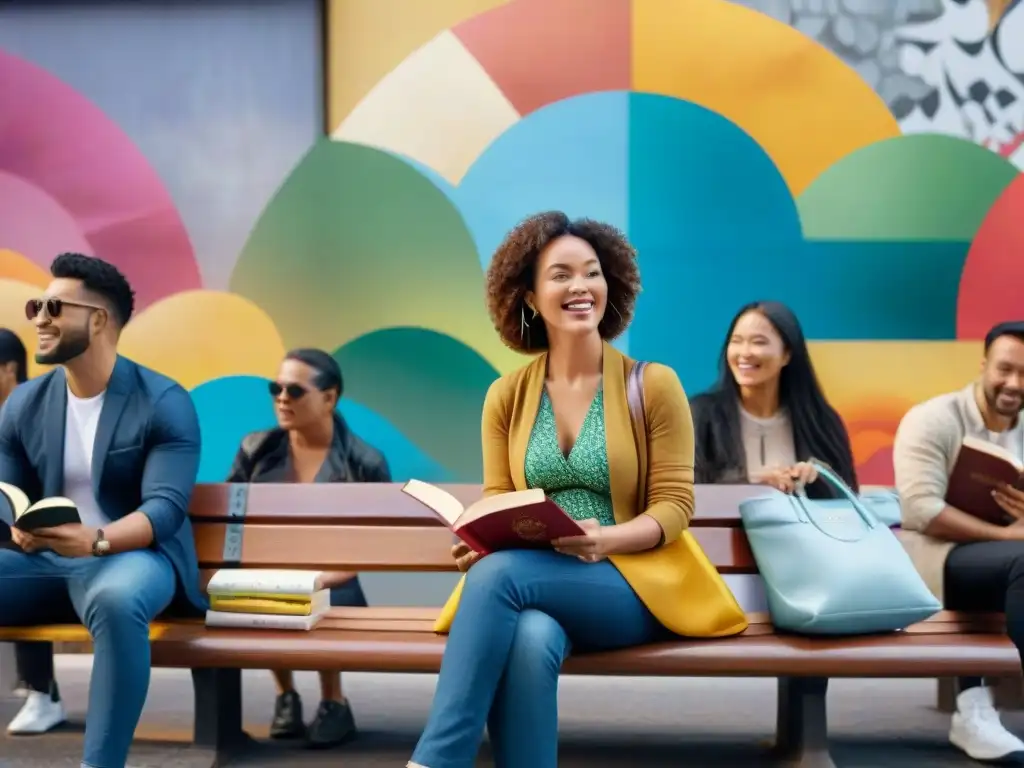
left=609, top=302, right=623, bottom=320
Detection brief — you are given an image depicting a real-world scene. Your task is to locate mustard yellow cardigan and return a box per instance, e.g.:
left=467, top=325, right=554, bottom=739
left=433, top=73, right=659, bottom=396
left=433, top=343, right=747, bottom=637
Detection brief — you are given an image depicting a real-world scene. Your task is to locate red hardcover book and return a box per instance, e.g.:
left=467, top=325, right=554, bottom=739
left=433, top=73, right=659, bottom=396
left=946, top=436, right=1024, bottom=525
left=401, top=479, right=585, bottom=555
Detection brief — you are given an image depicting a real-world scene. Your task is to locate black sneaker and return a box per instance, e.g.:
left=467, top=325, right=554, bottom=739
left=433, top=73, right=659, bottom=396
left=269, top=690, right=305, bottom=739
left=305, top=699, right=357, bottom=749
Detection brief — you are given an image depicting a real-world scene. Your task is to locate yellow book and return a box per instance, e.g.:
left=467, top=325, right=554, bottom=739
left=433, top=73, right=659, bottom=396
left=208, top=592, right=317, bottom=602
left=209, top=589, right=330, bottom=616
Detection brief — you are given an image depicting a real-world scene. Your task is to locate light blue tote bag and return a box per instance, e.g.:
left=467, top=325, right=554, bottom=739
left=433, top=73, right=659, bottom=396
left=859, top=488, right=902, bottom=527
left=739, top=461, right=940, bottom=635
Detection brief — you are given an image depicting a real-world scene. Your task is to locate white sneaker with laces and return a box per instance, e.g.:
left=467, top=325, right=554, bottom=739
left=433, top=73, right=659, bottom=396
left=6, top=690, right=66, bottom=735
left=950, top=685, right=1024, bottom=763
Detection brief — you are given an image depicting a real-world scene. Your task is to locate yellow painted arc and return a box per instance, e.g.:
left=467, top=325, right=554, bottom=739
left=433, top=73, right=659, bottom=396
left=632, top=0, right=901, bottom=195
left=119, top=290, right=286, bottom=390
left=810, top=341, right=981, bottom=418
left=326, top=0, right=509, bottom=131
left=0, top=249, right=50, bottom=287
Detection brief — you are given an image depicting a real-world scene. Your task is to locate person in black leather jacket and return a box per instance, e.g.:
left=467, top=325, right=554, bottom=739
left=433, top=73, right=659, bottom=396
left=226, top=348, right=390, bottom=749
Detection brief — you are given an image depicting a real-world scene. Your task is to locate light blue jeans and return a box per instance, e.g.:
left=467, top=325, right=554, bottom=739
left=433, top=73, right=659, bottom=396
left=0, top=547, right=176, bottom=768
left=411, top=549, right=662, bottom=768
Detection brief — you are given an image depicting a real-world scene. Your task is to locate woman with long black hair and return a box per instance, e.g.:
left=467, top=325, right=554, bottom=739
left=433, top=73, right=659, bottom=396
left=690, top=301, right=857, bottom=498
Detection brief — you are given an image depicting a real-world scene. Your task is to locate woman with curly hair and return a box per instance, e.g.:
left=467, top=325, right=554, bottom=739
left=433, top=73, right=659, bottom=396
left=407, top=211, right=730, bottom=768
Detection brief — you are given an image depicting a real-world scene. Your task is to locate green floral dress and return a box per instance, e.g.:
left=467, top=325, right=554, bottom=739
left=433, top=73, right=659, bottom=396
left=524, top=386, right=616, bottom=527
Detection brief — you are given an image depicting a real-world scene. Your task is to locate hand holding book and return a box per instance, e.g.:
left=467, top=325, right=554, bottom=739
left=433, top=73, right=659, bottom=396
left=0, top=482, right=83, bottom=553
left=551, top=518, right=607, bottom=563
left=451, top=541, right=481, bottom=572
left=12, top=524, right=96, bottom=558
left=993, top=484, right=1024, bottom=523
left=946, top=437, right=1024, bottom=524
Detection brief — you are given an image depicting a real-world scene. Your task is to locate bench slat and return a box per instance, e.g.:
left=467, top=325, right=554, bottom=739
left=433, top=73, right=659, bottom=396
left=0, top=608, right=1004, bottom=645
left=191, top=522, right=758, bottom=572
left=187, top=483, right=775, bottom=527
left=140, top=628, right=1016, bottom=677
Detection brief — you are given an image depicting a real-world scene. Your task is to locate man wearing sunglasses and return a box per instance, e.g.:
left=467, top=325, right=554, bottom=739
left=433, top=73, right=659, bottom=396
left=0, top=253, right=204, bottom=768
left=226, top=348, right=390, bottom=749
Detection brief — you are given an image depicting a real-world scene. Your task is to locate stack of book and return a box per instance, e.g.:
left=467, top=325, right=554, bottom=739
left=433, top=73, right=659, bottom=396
left=204, top=568, right=330, bottom=630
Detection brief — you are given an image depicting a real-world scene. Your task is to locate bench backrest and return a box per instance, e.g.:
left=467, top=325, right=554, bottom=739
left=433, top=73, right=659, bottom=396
left=189, top=483, right=762, bottom=578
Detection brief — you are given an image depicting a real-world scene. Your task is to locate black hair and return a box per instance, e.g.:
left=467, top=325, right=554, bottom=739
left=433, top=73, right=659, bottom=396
left=50, top=252, right=135, bottom=327
left=984, top=320, right=1024, bottom=352
left=693, top=301, right=858, bottom=494
left=284, top=348, right=343, bottom=397
left=0, top=329, right=26, bottom=383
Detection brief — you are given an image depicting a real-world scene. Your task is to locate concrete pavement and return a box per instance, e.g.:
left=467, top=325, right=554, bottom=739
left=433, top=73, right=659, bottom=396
left=0, top=654, right=1016, bottom=766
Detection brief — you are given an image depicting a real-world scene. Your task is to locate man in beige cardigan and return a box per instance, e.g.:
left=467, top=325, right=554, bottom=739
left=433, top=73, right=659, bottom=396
left=894, top=321, right=1024, bottom=763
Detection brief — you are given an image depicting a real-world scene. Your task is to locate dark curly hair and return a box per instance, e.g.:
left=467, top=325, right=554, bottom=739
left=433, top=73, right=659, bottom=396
left=485, top=211, right=641, bottom=353
left=51, top=252, right=135, bottom=328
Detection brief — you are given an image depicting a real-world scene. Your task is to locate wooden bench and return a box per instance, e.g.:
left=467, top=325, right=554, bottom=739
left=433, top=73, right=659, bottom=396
left=0, top=483, right=1019, bottom=768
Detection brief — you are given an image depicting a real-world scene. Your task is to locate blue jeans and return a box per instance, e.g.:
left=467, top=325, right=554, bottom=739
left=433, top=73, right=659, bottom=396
left=329, top=574, right=368, bottom=607
left=0, top=547, right=176, bottom=768
left=411, top=550, right=662, bottom=768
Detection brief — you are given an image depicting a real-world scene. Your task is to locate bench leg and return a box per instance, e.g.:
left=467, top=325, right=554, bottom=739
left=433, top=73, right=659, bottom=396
left=191, top=668, right=255, bottom=767
left=773, top=676, right=836, bottom=768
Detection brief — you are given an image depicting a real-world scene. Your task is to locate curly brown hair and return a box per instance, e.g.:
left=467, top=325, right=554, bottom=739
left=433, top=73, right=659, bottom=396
left=485, top=211, right=641, bottom=353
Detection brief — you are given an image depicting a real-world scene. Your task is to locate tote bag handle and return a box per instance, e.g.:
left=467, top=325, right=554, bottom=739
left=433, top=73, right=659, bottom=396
left=790, top=459, right=881, bottom=531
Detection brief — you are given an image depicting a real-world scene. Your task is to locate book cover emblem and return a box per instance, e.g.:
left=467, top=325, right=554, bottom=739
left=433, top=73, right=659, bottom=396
left=512, top=514, right=547, bottom=541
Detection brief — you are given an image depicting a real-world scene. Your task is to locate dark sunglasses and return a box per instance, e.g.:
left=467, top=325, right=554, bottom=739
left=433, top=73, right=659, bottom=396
left=25, top=297, right=104, bottom=321
left=268, top=381, right=311, bottom=400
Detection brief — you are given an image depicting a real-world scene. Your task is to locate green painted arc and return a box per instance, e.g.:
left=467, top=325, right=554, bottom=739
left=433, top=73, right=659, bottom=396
left=333, top=326, right=501, bottom=482
left=797, top=134, right=1020, bottom=241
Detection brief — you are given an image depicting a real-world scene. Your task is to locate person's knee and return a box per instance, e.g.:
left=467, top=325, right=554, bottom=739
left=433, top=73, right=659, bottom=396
left=1009, top=552, right=1024, bottom=583
left=463, top=550, right=523, bottom=596
left=507, top=610, right=568, bottom=678
left=81, top=580, right=152, bottom=633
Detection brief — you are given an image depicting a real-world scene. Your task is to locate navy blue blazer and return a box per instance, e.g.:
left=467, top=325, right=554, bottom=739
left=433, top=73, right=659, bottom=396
left=0, top=355, right=207, bottom=612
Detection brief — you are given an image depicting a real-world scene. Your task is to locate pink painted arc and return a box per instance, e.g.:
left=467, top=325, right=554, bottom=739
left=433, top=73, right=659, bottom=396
left=0, top=50, right=200, bottom=310
left=453, top=0, right=630, bottom=118
left=956, top=173, right=1024, bottom=339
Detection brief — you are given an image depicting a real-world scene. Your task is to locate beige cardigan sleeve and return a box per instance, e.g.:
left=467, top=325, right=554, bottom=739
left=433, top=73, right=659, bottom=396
left=892, top=398, right=964, bottom=532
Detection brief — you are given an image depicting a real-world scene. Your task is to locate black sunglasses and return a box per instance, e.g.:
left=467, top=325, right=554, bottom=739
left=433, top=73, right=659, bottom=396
left=25, top=297, right=104, bottom=321
left=268, top=381, right=311, bottom=400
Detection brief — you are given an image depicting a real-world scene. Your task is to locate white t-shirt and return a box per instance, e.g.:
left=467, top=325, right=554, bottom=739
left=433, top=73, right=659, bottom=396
left=63, top=386, right=109, bottom=528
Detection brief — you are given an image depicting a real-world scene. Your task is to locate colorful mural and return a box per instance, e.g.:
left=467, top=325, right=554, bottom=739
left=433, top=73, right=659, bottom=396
left=1, top=0, right=1022, bottom=487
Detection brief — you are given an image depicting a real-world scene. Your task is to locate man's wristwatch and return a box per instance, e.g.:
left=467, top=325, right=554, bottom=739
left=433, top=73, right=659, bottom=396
left=92, top=529, right=110, bottom=557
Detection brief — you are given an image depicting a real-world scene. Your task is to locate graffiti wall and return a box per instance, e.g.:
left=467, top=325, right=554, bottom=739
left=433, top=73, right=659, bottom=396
left=2, top=0, right=1022, bottom=487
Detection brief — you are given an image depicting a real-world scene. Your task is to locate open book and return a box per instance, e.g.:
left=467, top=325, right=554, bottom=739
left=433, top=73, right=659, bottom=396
left=0, top=482, right=80, bottom=542
left=401, top=479, right=585, bottom=554
left=946, top=436, right=1024, bottom=525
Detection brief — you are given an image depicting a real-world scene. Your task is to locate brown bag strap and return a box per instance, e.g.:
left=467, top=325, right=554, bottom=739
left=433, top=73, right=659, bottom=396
left=626, top=360, right=649, bottom=509
left=626, top=360, right=648, bottom=439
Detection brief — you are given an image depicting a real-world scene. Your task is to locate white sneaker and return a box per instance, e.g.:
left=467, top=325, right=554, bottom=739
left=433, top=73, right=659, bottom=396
left=950, top=685, right=1024, bottom=763
left=6, top=690, right=66, bottom=735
